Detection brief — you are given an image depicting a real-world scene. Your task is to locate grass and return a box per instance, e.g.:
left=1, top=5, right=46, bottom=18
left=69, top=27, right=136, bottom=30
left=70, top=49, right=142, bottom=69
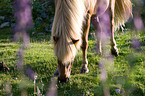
left=0, top=27, right=145, bottom=96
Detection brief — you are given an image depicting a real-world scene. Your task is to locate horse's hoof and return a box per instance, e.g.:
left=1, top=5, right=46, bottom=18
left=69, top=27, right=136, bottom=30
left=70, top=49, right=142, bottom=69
left=53, top=68, right=59, bottom=77
left=58, top=77, right=69, bottom=83
left=111, top=47, right=119, bottom=56
left=80, top=66, right=89, bottom=74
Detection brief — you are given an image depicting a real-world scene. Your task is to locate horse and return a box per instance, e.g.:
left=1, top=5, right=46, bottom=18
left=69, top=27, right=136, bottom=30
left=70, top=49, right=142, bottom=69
left=51, top=0, right=132, bottom=82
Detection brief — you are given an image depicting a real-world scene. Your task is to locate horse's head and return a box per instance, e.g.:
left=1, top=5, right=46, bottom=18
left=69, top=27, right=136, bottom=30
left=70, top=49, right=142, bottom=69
left=53, top=36, right=80, bottom=82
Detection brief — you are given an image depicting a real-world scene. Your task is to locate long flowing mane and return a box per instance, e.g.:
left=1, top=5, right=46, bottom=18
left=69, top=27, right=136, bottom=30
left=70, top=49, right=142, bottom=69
left=52, top=0, right=86, bottom=64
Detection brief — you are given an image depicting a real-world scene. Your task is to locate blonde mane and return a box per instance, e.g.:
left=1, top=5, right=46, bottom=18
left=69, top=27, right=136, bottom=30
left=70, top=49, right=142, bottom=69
left=52, top=0, right=86, bottom=64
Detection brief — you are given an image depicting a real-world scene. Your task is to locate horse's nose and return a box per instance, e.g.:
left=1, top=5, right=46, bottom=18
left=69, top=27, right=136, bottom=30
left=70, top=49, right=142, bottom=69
left=58, top=77, right=69, bottom=83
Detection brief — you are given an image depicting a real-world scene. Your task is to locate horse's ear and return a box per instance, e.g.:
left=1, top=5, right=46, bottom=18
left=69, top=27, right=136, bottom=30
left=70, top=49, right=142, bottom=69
left=72, top=39, right=79, bottom=45
left=53, top=36, right=59, bottom=43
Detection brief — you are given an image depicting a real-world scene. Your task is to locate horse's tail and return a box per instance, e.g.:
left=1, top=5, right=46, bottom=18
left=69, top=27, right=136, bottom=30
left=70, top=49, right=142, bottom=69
left=52, top=0, right=86, bottom=64
left=114, top=0, right=132, bottom=30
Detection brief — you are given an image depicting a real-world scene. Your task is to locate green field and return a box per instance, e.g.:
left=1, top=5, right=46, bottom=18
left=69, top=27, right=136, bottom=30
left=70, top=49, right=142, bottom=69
left=0, top=28, right=145, bottom=96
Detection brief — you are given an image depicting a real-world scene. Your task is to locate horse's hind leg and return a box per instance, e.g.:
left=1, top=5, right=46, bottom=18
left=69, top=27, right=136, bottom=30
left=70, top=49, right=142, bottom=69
left=80, top=13, right=91, bottom=73
left=91, top=15, right=102, bottom=54
left=110, top=0, right=119, bottom=56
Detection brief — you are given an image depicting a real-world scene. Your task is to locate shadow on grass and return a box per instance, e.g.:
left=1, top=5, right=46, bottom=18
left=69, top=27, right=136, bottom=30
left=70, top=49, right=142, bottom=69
left=0, top=28, right=52, bottom=43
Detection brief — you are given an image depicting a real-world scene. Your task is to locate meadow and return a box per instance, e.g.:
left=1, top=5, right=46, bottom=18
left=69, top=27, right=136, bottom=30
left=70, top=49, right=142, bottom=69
left=0, top=26, right=145, bottom=95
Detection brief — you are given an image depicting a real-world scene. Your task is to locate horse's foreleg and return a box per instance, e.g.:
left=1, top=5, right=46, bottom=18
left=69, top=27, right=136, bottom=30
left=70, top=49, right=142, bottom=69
left=53, top=67, right=59, bottom=77
left=110, top=0, right=119, bottom=56
left=80, top=13, right=91, bottom=73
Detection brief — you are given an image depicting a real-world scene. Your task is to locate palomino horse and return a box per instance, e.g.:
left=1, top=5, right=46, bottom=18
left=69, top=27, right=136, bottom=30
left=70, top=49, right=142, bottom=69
left=52, top=0, right=132, bottom=82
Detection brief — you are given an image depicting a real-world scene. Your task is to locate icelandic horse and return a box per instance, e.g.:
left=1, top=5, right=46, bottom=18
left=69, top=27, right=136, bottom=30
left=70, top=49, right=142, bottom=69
left=52, top=0, right=132, bottom=82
